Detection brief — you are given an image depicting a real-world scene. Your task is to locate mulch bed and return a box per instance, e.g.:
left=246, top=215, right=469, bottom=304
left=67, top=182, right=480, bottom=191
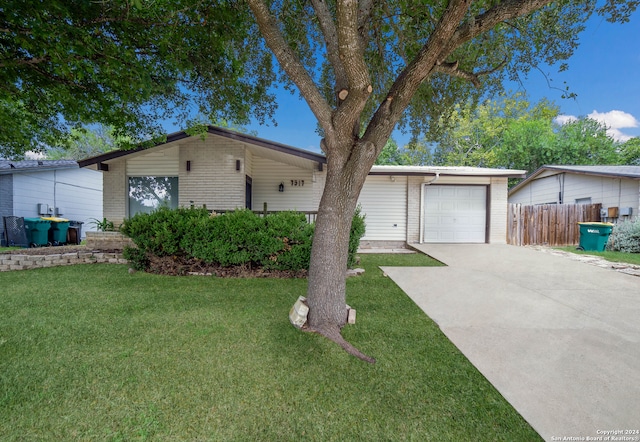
left=146, top=254, right=308, bottom=278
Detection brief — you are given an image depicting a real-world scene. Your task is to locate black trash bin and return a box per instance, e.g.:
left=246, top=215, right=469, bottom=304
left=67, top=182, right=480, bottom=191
left=3, top=216, right=29, bottom=248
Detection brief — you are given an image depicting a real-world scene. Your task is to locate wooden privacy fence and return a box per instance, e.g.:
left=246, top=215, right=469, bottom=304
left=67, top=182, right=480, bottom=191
left=507, top=203, right=602, bottom=246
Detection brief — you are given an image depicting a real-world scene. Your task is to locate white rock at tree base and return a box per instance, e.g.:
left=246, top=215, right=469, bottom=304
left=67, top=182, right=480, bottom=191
left=289, top=296, right=309, bottom=328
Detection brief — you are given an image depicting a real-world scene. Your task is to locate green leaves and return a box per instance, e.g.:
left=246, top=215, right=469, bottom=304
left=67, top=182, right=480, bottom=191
left=429, top=91, right=624, bottom=182
left=0, top=0, right=273, bottom=157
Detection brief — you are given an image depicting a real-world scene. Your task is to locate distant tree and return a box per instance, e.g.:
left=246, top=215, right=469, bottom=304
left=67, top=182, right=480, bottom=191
left=46, top=125, right=119, bottom=160
left=376, top=138, right=434, bottom=166
left=550, top=117, right=619, bottom=166
left=496, top=118, right=556, bottom=171
left=432, top=92, right=559, bottom=167
left=620, top=137, right=640, bottom=165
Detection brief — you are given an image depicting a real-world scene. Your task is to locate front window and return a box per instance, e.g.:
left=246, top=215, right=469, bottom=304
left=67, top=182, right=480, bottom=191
left=128, top=176, right=178, bottom=216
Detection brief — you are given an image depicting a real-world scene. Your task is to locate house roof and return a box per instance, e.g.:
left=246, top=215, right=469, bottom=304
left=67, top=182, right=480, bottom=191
left=77, top=125, right=327, bottom=168
left=0, top=159, right=78, bottom=175
left=509, top=165, right=640, bottom=195
left=78, top=125, right=528, bottom=178
left=370, top=165, right=527, bottom=178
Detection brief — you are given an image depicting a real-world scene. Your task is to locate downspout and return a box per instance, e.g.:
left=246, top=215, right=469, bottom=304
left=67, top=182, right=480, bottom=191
left=419, top=172, right=440, bottom=243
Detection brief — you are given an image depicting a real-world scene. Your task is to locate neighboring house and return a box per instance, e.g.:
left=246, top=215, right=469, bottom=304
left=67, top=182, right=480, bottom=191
left=508, top=165, right=640, bottom=222
left=79, top=126, right=525, bottom=247
left=0, top=160, right=103, bottom=246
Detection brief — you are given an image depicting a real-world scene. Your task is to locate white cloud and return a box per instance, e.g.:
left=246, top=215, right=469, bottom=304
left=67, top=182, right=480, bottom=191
left=587, top=110, right=639, bottom=142
left=555, top=110, right=639, bottom=142
left=554, top=115, right=578, bottom=125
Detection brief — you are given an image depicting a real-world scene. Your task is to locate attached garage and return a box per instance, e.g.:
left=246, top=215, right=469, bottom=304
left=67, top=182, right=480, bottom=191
left=422, top=185, right=487, bottom=243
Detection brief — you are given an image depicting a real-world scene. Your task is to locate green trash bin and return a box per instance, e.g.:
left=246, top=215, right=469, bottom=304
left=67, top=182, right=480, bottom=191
left=577, top=222, right=614, bottom=252
left=42, top=217, right=70, bottom=245
left=24, top=217, right=52, bottom=246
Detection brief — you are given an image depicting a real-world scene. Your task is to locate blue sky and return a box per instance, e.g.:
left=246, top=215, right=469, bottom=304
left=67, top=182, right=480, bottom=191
left=240, top=10, right=640, bottom=153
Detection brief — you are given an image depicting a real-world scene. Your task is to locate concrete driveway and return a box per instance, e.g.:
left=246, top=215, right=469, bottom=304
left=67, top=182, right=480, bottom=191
left=381, top=244, right=640, bottom=442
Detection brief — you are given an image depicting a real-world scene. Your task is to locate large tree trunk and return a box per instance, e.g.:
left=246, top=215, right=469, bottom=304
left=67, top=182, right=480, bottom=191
left=305, top=140, right=377, bottom=363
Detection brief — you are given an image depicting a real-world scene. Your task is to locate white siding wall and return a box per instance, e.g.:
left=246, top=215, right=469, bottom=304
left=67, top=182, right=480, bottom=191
left=509, top=173, right=640, bottom=221
left=508, top=174, right=561, bottom=205
left=251, top=157, right=318, bottom=211
left=13, top=173, right=55, bottom=216
left=563, top=175, right=639, bottom=217
left=406, top=177, right=422, bottom=243
left=13, top=169, right=103, bottom=238
left=358, top=176, right=407, bottom=241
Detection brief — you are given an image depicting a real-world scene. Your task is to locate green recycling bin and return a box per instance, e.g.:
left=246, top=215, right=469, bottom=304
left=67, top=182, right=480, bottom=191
left=42, top=216, right=70, bottom=245
left=24, top=217, right=52, bottom=246
left=577, top=222, right=614, bottom=252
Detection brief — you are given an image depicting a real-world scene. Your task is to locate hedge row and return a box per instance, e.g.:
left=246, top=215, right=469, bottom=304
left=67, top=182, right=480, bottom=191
left=120, top=207, right=366, bottom=272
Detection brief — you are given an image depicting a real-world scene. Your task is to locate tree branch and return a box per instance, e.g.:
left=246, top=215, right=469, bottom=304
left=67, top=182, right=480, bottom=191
left=364, top=0, right=555, bottom=150
left=363, top=0, right=472, bottom=147
left=332, top=0, right=372, bottom=135
left=357, top=0, right=375, bottom=41
left=246, top=0, right=333, bottom=131
left=433, top=57, right=508, bottom=87
left=444, top=0, right=554, bottom=55
left=310, top=0, right=348, bottom=94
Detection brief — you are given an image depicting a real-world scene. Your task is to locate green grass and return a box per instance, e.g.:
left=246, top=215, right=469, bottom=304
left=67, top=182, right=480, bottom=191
left=0, top=246, right=23, bottom=253
left=0, top=255, right=540, bottom=441
left=556, top=247, right=640, bottom=266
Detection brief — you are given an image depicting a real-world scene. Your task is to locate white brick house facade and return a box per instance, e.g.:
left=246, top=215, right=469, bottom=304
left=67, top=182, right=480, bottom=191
left=80, top=126, right=524, bottom=245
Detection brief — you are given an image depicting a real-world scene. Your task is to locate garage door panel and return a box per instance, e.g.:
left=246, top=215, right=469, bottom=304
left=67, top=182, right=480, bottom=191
left=423, top=185, right=487, bottom=243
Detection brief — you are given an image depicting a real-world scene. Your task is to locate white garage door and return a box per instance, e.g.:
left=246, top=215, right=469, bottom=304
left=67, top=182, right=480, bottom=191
left=423, top=185, right=487, bottom=243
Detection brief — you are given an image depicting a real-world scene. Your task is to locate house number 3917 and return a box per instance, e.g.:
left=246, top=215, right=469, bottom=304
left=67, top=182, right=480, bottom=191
left=290, top=180, right=305, bottom=187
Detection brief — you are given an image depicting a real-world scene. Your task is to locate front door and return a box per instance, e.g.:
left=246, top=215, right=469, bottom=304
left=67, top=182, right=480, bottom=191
left=245, top=176, right=252, bottom=209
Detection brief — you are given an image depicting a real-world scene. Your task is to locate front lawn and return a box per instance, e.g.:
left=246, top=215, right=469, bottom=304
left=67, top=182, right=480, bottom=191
left=0, top=254, right=540, bottom=441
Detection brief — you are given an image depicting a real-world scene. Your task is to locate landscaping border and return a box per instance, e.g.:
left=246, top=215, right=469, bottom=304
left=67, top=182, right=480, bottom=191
left=0, top=251, right=126, bottom=272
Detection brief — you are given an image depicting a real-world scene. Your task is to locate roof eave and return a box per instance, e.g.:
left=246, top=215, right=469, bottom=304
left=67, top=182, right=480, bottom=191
left=78, top=126, right=327, bottom=168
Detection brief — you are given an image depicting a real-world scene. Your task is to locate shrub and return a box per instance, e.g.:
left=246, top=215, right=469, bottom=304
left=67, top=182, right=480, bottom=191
left=120, top=207, right=366, bottom=273
left=121, top=206, right=209, bottom=256
left=263, top=212, right=315, bottom=270
left=348, top=205, right=366, bottom=268
left=182, top=209, right=275, bottom=267
left=607, top=219, right=640, bottom=253
left=122, top=246, right=149, bottom=271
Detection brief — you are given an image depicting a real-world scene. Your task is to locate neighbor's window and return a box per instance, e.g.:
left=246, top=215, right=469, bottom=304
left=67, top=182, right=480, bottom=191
left=575, top=197, right=592, bottom=204
left=128, top=176, right=179, bottom=216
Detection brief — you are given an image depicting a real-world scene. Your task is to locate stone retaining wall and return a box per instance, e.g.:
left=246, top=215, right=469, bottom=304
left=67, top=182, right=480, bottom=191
left=0, top=251, right=126, bottom=272
left=85, top=231, right=134, bottom=250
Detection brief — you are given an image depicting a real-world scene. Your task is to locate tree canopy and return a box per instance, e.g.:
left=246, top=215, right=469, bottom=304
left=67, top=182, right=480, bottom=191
left=1, top=0, right=274, bottom=157
left=428, top=92, right=623, bottom=177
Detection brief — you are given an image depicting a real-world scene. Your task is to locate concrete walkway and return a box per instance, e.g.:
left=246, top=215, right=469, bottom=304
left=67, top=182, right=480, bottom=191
left=380, top=244, right=640, bottom=442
